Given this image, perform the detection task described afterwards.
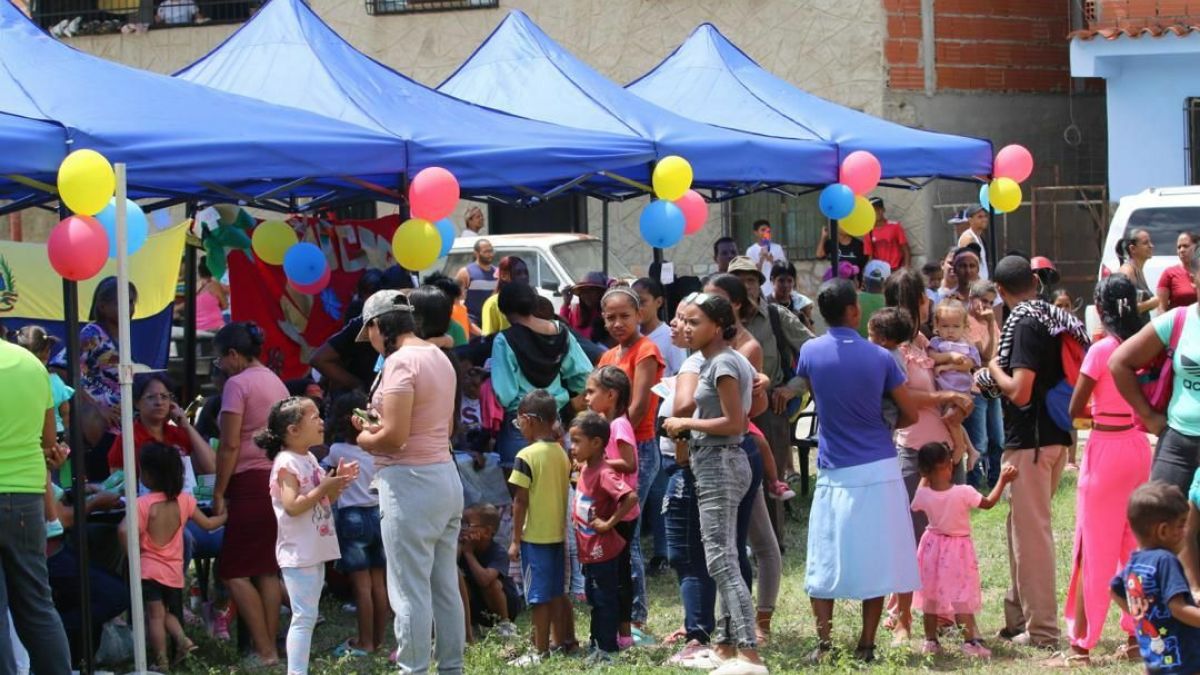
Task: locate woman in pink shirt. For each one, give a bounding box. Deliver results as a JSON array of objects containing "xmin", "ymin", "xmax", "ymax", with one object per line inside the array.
[
  {"xmin": 211, "ymin": 321, "xmax": 290, "ymax": 667},
  {"xmin": 355, "ymin": 289, "xmax": 465, "ymax": 674},
  {"xmin": 1061, "ymin": 274, "xmax": 1151, "ymax": 665}
]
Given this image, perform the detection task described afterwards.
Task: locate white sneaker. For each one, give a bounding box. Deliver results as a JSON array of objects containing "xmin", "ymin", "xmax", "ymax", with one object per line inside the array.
[
  {"xmin": 710, "ymin": 657, "xmax": 769, "ymax": 675},
  {"xmin": 495, "ymin": 620, "xmax": 519, "ymax": 640},
  {"xmin": 508, "ymin": 652, "xmax": 543, "ymax": 667}
]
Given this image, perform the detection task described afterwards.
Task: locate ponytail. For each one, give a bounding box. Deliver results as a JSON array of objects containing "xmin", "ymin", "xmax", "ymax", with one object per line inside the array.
[{"xmin": 254, "ymin": 396, "xmax": 309, "ymax": 460}]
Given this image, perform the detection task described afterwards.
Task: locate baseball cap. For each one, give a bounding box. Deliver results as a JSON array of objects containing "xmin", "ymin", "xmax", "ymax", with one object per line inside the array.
[
  {"xmin": 570, "ymin": 270, "xmax": 609, "ymax": 291},
  {"xmin": 863, "ymin": 260, "xmax": 892, "ymax": 283},
  {"xmin": 355, "ymin": 290, "xmax": 413, "ymax": 342},
  {"xmin": 727, "ymin": 256, "xmax": 766, "ymax": 285}
]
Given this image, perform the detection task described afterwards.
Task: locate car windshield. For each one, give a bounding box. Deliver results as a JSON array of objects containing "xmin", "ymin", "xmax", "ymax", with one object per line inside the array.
[
  {"xmin": 552, "ymin": 240, "xmax": 632, "ymax": 282},
  {"xmin": 1125, "ymin": 207, "xmax": 1200, "ymax": 251}
]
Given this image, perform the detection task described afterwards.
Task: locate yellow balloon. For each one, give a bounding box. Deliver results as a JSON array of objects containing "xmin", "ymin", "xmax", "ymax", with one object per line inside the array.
[
  {"xmin": 57, "ymin": 149, "xmax": 115, "ymax": 216},
  {"xmin": 839, "ymin": 196, "xmax": 875, "ymax": 237},
  {"xmin": 653, "ymin": 155, "xmax": 693, "ymax": 201},
  {"xmin": 989, "ymin": 177, "xmax": 1022, "ymax": 213},
  {"xmin": 392, "ymin": 218, "xmax": 441, "ymax": 271},
  {"xmin": 251, "ymin": 220, "xmax": 298, "ymax": 266}
]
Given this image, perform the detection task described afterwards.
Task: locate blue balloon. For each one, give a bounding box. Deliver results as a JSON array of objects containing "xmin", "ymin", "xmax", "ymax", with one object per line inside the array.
[
  {"xmin": 435, "ymin": 218, "xmax": 456, "ymax": 258},
  {"xmin": 818, "ymin": 183, "xmax": 855, "ymax": 220},
  {"xmin": 979, "ymin": 183, "xmax": 991, "ymax": 211},
  {"xmin": 282, "ymin": 242, "xmax": 327, "ymax": 286},
  {"xmin": 95, "ymin": 197, "xmax": 149, "ymax": 259},
  {"xmin": 639, "ymin": 200, "xmax": 686, "ymax": 249}
]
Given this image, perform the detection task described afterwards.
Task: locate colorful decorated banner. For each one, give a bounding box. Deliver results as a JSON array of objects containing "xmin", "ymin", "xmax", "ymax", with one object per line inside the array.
[
  {"xmin": 0, "ymin": 221, "xmax": 188, "ymax": 367},
  {"xmin": 229, "ymin": 214, "xmax": 403, "ymax": 380}
]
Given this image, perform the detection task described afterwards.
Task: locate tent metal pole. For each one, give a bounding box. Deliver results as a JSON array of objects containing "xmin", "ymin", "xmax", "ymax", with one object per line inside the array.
[
  {"xmin": 60, "ymin": 203, "xmax": 94, "ymax": 675},
  {"xmin": 115, "ymin": 164, "xmax": 149, "ymax": 674},
  {"xmin": 183, "ymin": 202, "xmax": 198, "ymax": 404},
  {"xmin": 602, "ymin": 200, "xmax": 609, "ymax": 275},
  {"xmin": 988, "ymin": 204, "xmax": 997, "ymax": 271}
]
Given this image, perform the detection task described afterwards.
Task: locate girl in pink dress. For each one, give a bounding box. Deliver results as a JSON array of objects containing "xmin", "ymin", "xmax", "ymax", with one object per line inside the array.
[
  {"xmin": 1061, "ymin": 273, "xmax": 1153, "ymax": 665},
  {"xmin": 911, "ymin": 441, "xmax": 1017, "ymax": 658}
]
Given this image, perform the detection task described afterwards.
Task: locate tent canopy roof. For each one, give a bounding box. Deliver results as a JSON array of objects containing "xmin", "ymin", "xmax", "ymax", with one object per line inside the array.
[
  {"xmin": 174, "ymin": 0, "xmax": 656, "ymax": 196},
  {"xmin": 438, "ymin": 10, "xmax": 840, "ymax": 191},
  {"xmin": 627, "ymin": 23, "xmax": 993, "ymax": 181}
]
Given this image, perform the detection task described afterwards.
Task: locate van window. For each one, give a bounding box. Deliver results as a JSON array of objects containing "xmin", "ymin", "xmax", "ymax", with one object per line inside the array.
[
  {"xmin": 442, "ymin": 252, "xmax": 474, "ymax": 277},
  {"xmin": 552, "ymin": 240, "xmax": 633, "ymax": 282},
  {"xmin": 1125, "ymin": 207, "xmax": 1200, "ymax": 251}
]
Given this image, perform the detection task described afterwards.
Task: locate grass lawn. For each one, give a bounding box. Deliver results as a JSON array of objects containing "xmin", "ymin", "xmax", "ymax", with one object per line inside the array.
[{"xmin": 168, "ymin": 465, "xmax": 1143, "ymax": 673}]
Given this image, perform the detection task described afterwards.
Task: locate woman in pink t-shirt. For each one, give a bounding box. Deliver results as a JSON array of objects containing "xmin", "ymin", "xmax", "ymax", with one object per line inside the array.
[
  {"xmin": 1061, "ymin": 274, "xmax": 1151, "ymax": 665},
  {"xmin": 211, "ymin": 321, "xmax": 290, "ymax": 667},
  {"xmin": 354, "ymin": 289, "xmax": 465, "ymax": 674}
]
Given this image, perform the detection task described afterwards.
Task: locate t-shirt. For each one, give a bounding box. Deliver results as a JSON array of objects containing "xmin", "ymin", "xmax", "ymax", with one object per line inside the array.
[
  {"xmin": 451, "ymin": 303, "xmax": 472, "ymax": 343},
  {"xmin": 1080, "ymin": 335, "xmax": 1137, "ymax": 423},
  {"xmin": 856, "ymin": 291, "xmax": 886, "ymax": 338},
  {"xmin": 910, "ymin": 485, "xmax": 981, "ymax": 537},
  {"xmin": 325, "ymin": 442, "xmax": 377, "ymax": 508},
  {"xmin": 867, "ymin": 220, "xmax": 908, "ymax": 270},
  {"xmin": 459, "ymin": 541, "xmax": 512, "ymax": 586},
  {"xmin": 1003, "ymin": 314, "xmax": 1073, "ymax": 450},
  {"xmin": 49, "ymin": 373, "xmax": 73, "ymax": 434},
  {"xmin": 78, "ymin": 323, "xmax": 121, "ymax": 431},
  {"xmin": 646, "ymin": 322, "xmax": 686, "ymax": 377},
  {"xmin": 269, "ymin": 451, "xmax": 340, "ymax": 568},
  {"xmin": 1154, "ymin": 307, "xmax": 1200, "ymax": 437},
  {"xmin": 371, "ymin": 344, "xmax": 455, "ymax": 467},
  {"xmin": 823, "ymin": 236, "xmax": 870, "ymax": 280},
  {"xmin": 894, "ymin": 337, "xmax": 952, "ymax": 450},
  {"xmin": 138, "ymin": 491, "xmax": 196, "ymax": 589},
  {"xmin": 460, "ymin": 396, "xmax": 483, "ymax": 433},
  {"xmin": 325, "ymin": 318, "xmax": 382, "ymax": 392},
  {"xmin": 1159, "ymin": 266, "xmax": 1198, "ymax": 311},
  {"xmin": 509, "ymin": 441, "xmax": 570, "ymax": 544},
  {"xmin": 746, "ymin": 242, "xmax": 787, "ymax": 281},
  {"xmin": 107, "ymin": 419, "xmax": 194, "ymax": 476},
  {"xmin": 929, "ymin": 337, "xmax": 981, "ymax": 394},
  {"xmin": 447, "ymin": 320, "xmax": 468, "ymax": 348},
  {"xmin": 0, "ymin": 341, "xmax": 53, "ymax": 494},
  {"xmin": 691, "ymin": 348, "xmax": 754, "ymax": 447},
  {"xmin": 604, "ymin": 416, "xmax": 640, "ymax": 521},
  {"xmin": 1188, "ymin": 468, "xmax": 1200, "ymax": 507},
  {"xmin": 573, "ymin": 461, "xmax": 635, "ymax": 564},
  {"xmin": 222, "ymin": 365, "xmax": 289, "ymax": 474},
  {"xmin": 481, "ymin": 294, "xmax": 509, "ymax": 336},
  {"xmin": 1111, "ymin": 548, "xmax": 1200, "ymax": 673},
  {"xmin": 796, "ymin": 327, "xmax": 906, "ymax": 469},
  {"xmin": 599, "ymin": 337, "xmax": 665, "ymax": 442}
]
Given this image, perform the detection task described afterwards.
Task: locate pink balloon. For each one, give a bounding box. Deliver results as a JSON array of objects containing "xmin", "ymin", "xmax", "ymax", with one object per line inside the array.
[
  {"xmin": 289, "ymin": 265, "xmax": 331, "ymax": 295},
  {"xmin": 994, "ymin": 144, "xmax": 1034, "ymax": 183},
  {"xmin": 674, "ymin": 189, "xmax": 708, "ymax": 235},
  {"xmin": 408, "ymin": 167, "xmax": 460, "ymax": 222},
  {"xmin": 48, "ymin": 215, "xmax": 108, "ymax": 281},
  {"xmin": 839, "ymin": 151, "xmax": 882, "ymax": 196}
]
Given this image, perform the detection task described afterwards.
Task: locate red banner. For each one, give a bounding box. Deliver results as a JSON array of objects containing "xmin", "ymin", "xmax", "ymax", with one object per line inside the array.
[{"xmin": 229, "ymin": 215, "xmax": 401, "ymax": 380}]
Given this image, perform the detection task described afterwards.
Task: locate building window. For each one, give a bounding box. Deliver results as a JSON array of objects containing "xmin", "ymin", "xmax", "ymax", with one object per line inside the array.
[
  {"xmin": 729, "ymin": 188, "xmax": 825, "ymax": 262},
  {"xmin": 1187, "ymin": 98, "xmax": 1200, "ymax": 186},
  {"xmin": 36, "ymin": 0, "xmax": 256, "ymax": 34},
  {"xmin": 365, "ymin": 0, "xmax": 497, "ymax": 17}
]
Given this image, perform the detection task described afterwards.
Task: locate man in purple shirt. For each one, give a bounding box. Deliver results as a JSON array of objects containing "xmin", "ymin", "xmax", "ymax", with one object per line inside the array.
[{"xmin": 795, "ymin": 278, "xmax": 920, "ymax": 664}]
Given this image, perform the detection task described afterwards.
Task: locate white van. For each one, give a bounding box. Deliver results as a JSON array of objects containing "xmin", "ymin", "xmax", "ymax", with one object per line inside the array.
[
  {"xmin": 440, "ymin": 233, "xmax": 633, "ymax": 311},
  {"xmin": 1086, "ymin": 186, "xmax": 1200, "ymax": 334}
]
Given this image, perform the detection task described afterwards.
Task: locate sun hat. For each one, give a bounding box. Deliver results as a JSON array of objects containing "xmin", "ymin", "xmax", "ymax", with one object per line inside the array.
[
  {"xmin": 355, "ymin": 290, "xmax": 413, "ymax": 342},
  {"xmin": 726, "ymin": 256, "xmax": 766, "ymax": 285},
  {"xmin": 570, "ymin": 271, "xmax": 610, "ymax": 291}
]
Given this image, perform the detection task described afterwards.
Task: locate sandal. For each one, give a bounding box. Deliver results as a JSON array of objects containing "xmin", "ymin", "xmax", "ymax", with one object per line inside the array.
[
  {"xmin": 805, "ymin": 641, "xmax": 834, "ymax": 664},
  {"xmin": 1114, "ymin": 642, "xmax": 1141, "ymax": 661},
  {"xmin": 1040, "ymin": 651, "xmax": 1091, "ymax": 668},
  {"xmin": 172, "ymin": 640, "xmax": 198, "ymax": 667},
  {"xmin": 332, "ymin": 638, "xmax": 370, "ymax": 658},
  {"xmin": 664, "ymin": 626, "xmax": 689, "ymax": 644}
]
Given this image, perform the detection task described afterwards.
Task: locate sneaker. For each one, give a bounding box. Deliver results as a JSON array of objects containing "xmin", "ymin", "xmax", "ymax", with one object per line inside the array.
[
  {"xmin": 667, "ymin": 640, "xmax": 710, "ymax": 665},
  {"xmin": 495, "ymin": 621, "xmax": 519, "ymax": 640},
  {"xmin": 921, "ymin": 640, "xmax": 942, "ymax": 655},
  {"xmin": 211, "ymin": 604, "xmax": 233, "ymax": 640},
  {"xmin": 332, "ymin": 639, "xmax": 369, "ymax": 658},
  {"xmin": 766, "ymin": 481, "xmax": 796, "ymax": 501},
  {"xmin": 710, "ymin": 657, "xmax": 769, "ymax": 675},
  {"xmin": 674, "ymin": 643, "xmax": 723, "ymax": 670},
  {"xmin": 508, "ymin": 652, "xmax": 543, "ymax": 667},
  {"xmin": 240, "ymin": 653, "xmax": 279, "ymax": 669},
  {"xmin": 617, "ymin": 635, "xmax": 635, "ymax": 651},
  {"xmin": 961, "ymin": 639, "xmax": 992, "ymax": 658},
  {"xmin": 631, "ymin": 625, "xmax": 655, "ymax": 647},
  {"xmin": 583, "ymin": 648, "xmax": 614, "ymax": 665}
]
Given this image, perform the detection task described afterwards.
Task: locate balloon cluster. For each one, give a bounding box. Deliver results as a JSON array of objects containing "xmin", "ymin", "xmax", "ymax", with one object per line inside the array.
[
  {"xmin": 818, "ymin": 151, "xmax": 882, "ymax": 237},
  {"xmin": 249, "ymin": 167, "xmax": 463, "ymax": 294},
  {"xmin": 640, "ymin": 156, "xmax": 707, "ymax": 249},
  {"xmin": 980, "ymin": 144, "xmax": 1033, "ymax": 214},
  {"xmin": 48, "ymin": 150, "xmax": 149, "ymax": 281}
]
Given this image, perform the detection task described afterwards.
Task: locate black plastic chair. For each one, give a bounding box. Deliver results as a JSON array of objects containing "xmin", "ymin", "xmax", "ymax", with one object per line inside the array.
[{"xmin": 791, "ymin": 400, "xmax": 818, "ymax": 497}]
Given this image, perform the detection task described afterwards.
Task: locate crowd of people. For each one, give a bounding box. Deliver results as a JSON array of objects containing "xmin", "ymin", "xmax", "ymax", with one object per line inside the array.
[{"xmin": 3, "ymin": 204, "xmax": 1200, "ymax": 675}]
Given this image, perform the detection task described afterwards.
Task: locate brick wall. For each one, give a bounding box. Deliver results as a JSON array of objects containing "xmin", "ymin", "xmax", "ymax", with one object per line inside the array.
[
  {"xmin": 1090, "ymin": 0, "xmax": 1200, "ymax": 27},
  {"xmin": 885, "ymin": 0, "xmax": 1070, "ymax": 92}
]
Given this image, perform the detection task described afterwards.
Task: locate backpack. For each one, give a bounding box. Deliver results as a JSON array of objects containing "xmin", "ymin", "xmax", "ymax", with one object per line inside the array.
[
  {"xmin": 767, "ymin": 304, "xmax": 804, "ymax": 419},
  {"xmin": 1043, "ymin": 334, "xmax": 1087, "ymax": 434}
]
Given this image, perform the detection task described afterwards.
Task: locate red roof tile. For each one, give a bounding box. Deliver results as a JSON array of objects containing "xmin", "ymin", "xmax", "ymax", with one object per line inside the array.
[{"xmin": 1070, "ymin": 22, "xmax": 1200, "ymax": 39}]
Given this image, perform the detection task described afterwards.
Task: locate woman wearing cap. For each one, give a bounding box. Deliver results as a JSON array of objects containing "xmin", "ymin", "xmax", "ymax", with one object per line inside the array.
[
  {"xmin": 355, "ymin": 290, "xmax": 466, "ymax": 673},
  {"xmin": 481, "ymin": 256, "xmax": 530, "ymax": 336},
  {"xmin": 560, "ymin": 271, "xmax": 610, "ymax": 345},
  {"xmin": 1157, "ymin": 232, "xmax": 1199, "ymax": 311},
  {"xmin": 955, "ymin": 207, "xmax": 991, "ymax": 280},
  {"xmin": 211, "ymin": 321, "xmax": 290, "ymax": 667}
]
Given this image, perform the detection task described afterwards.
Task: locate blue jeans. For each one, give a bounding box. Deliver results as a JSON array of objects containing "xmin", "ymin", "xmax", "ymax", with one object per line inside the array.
[
  {"xmin": 495, "ymin": 411, "xmax": 524, "ymax": 469},
  {"xmin": 46, "ymin": 541, "xmax": 129, "ymax": 666},
  {"xmin": 964, "ymin": 394, "xmax": 1005, "ymax": 488},
  {"xmin": 646, "ymin": 459, "xmax": 669, "ymax": 559},
  {"xmin": 629, "ymin": 439, "xmax": 660, "ymax": 624},
  {"xmin": 664, "ymin": 466, "xmax": 716, "ymax": 644},
  {"xmin": 737, "ymin": 437, "xmax": 764, "ymax": 591},
  {"xmin": 0, "ymin": 494, "xmax": 70, "ymax": 675},
  {"xmin": 584, "ymin": 557, "xmax": 623, "ymax": 654}
]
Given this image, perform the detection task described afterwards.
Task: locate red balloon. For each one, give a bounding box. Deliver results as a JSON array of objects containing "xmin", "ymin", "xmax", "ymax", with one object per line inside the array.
[
  {"xmin": 408, "ymin": 167, "xmax": 460, "ymax": 222},
  {"xmin": 839, "ymin": 151, "xmax": 882, "ymax": 196},
  {"xmin": 674, "ymin": 189, "xmax": 708, "ymax": 235},
  {"xmin": 289, "ymin": 265, "xmax": 331, "ymax": 295},
  {"xmin": 48, "ymin": 215, "xmax": 109, "ymax": 281},
  {"xmin": 994, "ymin": 144, "xmax": 1034, "ymax": 183}
]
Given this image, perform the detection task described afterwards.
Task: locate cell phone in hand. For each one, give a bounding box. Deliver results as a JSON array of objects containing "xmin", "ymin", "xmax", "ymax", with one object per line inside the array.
[{"xmin": 353, "ymin": 408, "xmax": 379, "ymax": 424}]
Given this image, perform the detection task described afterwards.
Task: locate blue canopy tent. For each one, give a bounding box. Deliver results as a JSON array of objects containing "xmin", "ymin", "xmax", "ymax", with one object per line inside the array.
[
  {"xmin": 173, "ymin": 0, "xmax": 656, "ymax": 207},
  {"xmin": 627, "ymin": 23, "xmax": 993, "ymax": 183},
  {"xmin": 0, "ymin": 113, "xmax": 67, "ymax": 207},
  {"xmin": 438, "ymin": 10, "xmax": 840, "ymax": 200}
]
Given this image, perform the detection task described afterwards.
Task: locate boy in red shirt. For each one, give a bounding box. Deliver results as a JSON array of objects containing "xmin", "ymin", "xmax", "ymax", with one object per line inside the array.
[
  {"xmin": 868, "ymin": 197, "xmax": 910, "ymax": 270},
  {"xmin": 568, "ymin": 412, "xmax": 639, "ymax": 661}
]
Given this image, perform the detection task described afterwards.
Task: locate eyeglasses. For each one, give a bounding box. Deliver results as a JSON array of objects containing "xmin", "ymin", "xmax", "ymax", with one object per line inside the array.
[{"xmin": 142, "ymin": 393, "xmax": 172, "ymax": 403}]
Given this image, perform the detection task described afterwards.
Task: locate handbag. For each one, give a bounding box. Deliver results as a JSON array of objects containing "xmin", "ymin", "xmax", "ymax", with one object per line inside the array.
[{"xmin": 1141, "ymin": 307, "xmax": 1188, "ymax": 415}]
